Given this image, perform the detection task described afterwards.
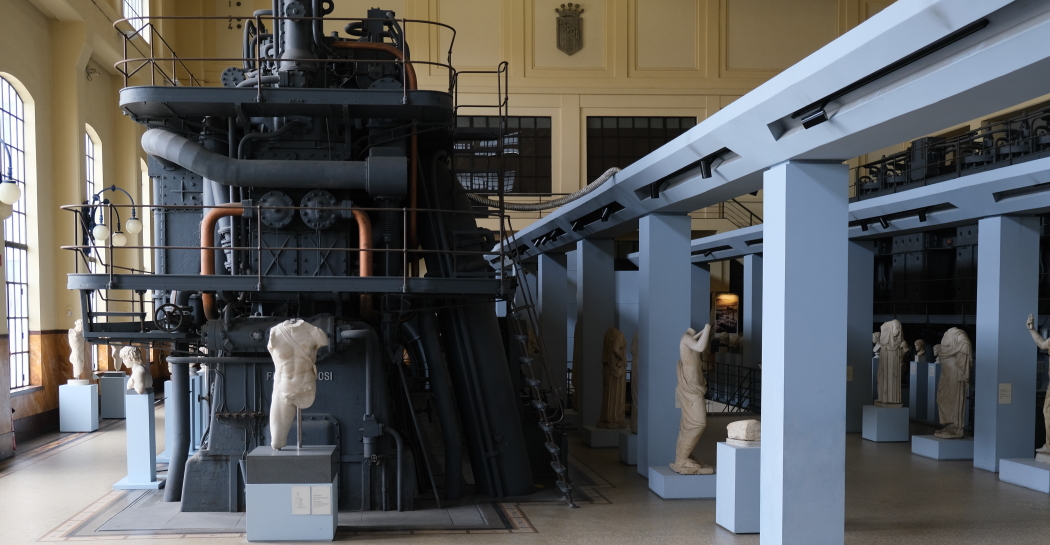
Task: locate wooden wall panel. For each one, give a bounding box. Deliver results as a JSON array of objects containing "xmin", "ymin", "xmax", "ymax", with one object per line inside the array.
[
  {"xmin": 722, "ymin": 0, "xmax": 838, "ymax": 74},
  {"xmin": 633, "ymin": 0, "xmax": 699, "ymax": 71}
]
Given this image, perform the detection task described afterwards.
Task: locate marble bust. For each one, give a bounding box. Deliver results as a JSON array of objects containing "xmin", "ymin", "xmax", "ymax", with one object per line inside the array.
[
  {"xmin": 1025, "ymin": 314, "xmax": 1050, "ymax": 457},
  {"xmin": 934, "ymin": 328, "xmax": 972, "ymax": 439},
  {"xmin": 671, "ymin": 324, "xmax": 714, "ymax": 475},
  {"xmin": 597, "ymin": 327, "xmax": 627, "ymax": 429},
  {"xmin": 268, "ymin": 319, "xmax": 329, "ymax": 450},
  {"xmin": 914, "ymin": 339, "xmax": 926, "ymax": 362},
  {"xmin": 68, "ymin": 319, "xmax": 86, "ymax": 382},
  {"xmin": 111, "ymin": 344, "xmax": 124, "ymax": 371},
  {"xmin": 875, "ymin": 320, "xmax": 909, "ymax": 407},
  {"xmin": 123, "ymin": 346, "xmax": 152, "ymax": 394}
]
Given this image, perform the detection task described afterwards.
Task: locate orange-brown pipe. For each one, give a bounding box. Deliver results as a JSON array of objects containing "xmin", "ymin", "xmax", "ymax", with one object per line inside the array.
[
  {"xmin": 331, "ymin": 41, "xmax": 419, "ymax": 273},
  {"xmin": 200, "ymin": 204, "xmax": 244, "ymax": 320},
  {"xmin": 351, "ymin": 208, "xmax": 375, "ymax": 317}
]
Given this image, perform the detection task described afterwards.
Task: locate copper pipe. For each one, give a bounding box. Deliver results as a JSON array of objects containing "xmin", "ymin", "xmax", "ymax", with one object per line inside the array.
[
  {"xmin": 351, "ymin": 208, "xmax": 375, "ymax": 317},
  {"xmin": 331, "ymin": 41, "xmax": 419, "ymax": 273},
  {"xmin": 200, "ymin": 204, "xmax": 244, "ymax": 320}
]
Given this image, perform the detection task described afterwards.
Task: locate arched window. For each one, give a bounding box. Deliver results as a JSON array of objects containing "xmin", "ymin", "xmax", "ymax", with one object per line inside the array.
[{"xmin": 1, "ymin": 76, "xmax": 29, "ymax": 388}]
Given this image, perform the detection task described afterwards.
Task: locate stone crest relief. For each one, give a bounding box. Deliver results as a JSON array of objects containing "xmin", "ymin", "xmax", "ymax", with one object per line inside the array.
[{"xmin": 555, "ymin": 3, "xmax": 584, "ymax": 56}]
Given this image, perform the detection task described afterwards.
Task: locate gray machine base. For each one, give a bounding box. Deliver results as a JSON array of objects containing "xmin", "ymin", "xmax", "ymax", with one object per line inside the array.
[
  {"xmin": 911, "ymin": 435, "xmax": 974, "ymax": 460},
  {"xmin": 648, "ymin": 465, "xmax": 716, "ymax": 499}
]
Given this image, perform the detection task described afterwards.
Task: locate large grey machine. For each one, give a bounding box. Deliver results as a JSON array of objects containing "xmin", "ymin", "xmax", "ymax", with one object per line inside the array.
[{"xmin": 68, "ymin": 4, "xmax": 572, "ymax": 513}]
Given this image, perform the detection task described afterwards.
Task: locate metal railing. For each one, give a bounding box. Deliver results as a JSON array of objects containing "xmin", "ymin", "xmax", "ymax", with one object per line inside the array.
[
  {"xmin": 691, "ymin": 199, "xmax": 763, "ymax": 228},
  {"xmin": 850, "ymin": 103, "xmax": 1050, "ymax": 201},
  {"xmin": 705, "ymin": 360, "xmax": 761, "ymax": 414}
]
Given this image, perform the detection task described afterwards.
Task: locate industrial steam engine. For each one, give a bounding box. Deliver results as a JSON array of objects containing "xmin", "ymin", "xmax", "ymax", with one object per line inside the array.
[{"xmin": 68, "ymin": 3, "xmax": 570, "ymax": 513}]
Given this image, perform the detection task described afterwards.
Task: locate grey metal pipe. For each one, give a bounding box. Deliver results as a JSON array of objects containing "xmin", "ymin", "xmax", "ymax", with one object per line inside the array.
[
  {"xmin": 163, "ymin": 358, "xmax": 191, "ymax": 502},
  {"xmin": 141, "ymin": 130, "xmax": 406, "ymax": 196},
  {"xmin": 236, "ymin": 76, "xmax": 280, "ymax": 88},
  {"xmin": 339, "ymin": 325, "xmax": 378, "ymax": 416},
  {"xmin": 383, "ymin": 426, "xmax": 404, "ymax": 512},
  {"xmin": 166, "ymin": 356, "xmax": 272, "ymax": 365}
]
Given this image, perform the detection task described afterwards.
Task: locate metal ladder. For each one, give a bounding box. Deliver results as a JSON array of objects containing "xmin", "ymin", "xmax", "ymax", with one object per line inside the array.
[{"xmin": 502, "ymin": 254, "xmax": 577, "ymax": 508}]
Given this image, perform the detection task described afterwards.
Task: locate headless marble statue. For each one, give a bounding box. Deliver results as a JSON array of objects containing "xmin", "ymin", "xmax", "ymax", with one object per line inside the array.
[
  {"xmin": 914, "ymin": 339, "xmax": 926, "ymax": 363},
  {"xmin": 875, "ymin": 320, "xmax": 909, "ymax": 407},
  {"xmin": 597, "ymin": 327, "xmax": 627, "ymax": 429},
  {"xmin": 110, "ymin": 345, "xmax": 124, "ymax": 371},
  {"xmin": 68, "ymin": 319, "xmax": 86, "ymax": 383},
  {"xmin": 671, "ymin": 324, "xmax": 713, "ymax": 475},
  {"xmin": 935, "ymin": 328, "xmax": 972, "ymax": 439},
  {"xmin": 268, "ymin": 319, "xmax": 329, "ymax": 450},
  {"xmin": 630, "ymin": 330, "xmax": 640, "ymax": 434},
  {"xmin": 123, "ymin": 346, "xmax": 152, "ymax": 394},
  {"xmin": 1025, "ymin": 314, "xmax": 1050, "ymax": 456}
]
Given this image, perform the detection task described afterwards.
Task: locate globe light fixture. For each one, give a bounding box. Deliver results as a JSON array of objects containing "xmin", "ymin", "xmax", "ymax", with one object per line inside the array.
[
  {"xmin": 125, "ymin": 217, "xmax": 142, "ymax": 235},
  {"xmin": 92, "ymin": 222, "xmax": 110, "ymax": 242},
  {"xmin": 111, "ymin": 231, "xmax": 127, "ymax": 247},
  {"xmin": 0, "ymin": 181, "xmax": 21, "ymax": 205},
  {"xmin": 0, "ymin": 203, "xmax": 12, "ymax": 220}
]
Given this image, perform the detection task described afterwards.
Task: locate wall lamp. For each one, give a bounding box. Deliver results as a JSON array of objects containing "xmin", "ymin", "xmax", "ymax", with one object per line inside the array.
[{"xmin": 90, "ymin": 185, "xmax": 142, "ymax": 247}]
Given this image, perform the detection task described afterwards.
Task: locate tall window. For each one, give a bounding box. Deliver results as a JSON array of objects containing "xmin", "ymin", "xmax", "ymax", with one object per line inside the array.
[
  {"xmin": 1, "ymin": 77, "xmax": 29, "ymax": 389},
  {"xmin": 586, "ymin": 117, "xmax": 697, "ymax": 181},
  {"xmin": 85, "ymin": 131, "xmax": 100, "ymax": 371},
  {"xmin": 454, "ymin": 116, "xmax": 552, "ymax": 194},
  {"xmin": 122, "ymin": 0, "xmax": 150, "ymax": 43}
]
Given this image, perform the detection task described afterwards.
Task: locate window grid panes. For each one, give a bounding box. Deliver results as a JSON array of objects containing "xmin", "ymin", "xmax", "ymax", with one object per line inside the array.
[
  {"xmin": 85, "ymin": 133, "xmax": 99, "ymax": 371},
  {"xmin": 122, "ymin": 0, "xmax": 150, "ymax": 43},
  {"xmin": 1, "ymin": 77, "xmax": 29, "ymax": 389},
  {"xmin": 454, "ymin": 116, "xmax": 552, "ymax": 194},
  {"xmin": 586, "ymin": 117, "xmax": 697, "ymax": 181}
]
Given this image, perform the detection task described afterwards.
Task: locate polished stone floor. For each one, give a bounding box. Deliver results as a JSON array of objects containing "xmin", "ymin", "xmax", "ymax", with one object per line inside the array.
[{"xmin": 1, "ymin": 410, "xmax": 1048, "ymax": 544}]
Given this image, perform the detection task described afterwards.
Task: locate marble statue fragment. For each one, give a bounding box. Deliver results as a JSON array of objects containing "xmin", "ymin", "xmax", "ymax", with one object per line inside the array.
[
  {"xmin": 933, "ymin": 344, "xmax": 941, "ymax": 363},
  {"xmin": 597, "ymin": 327, "xmax": 627, "ymax": 429},
  {"xmin": 872, "ymin": 332, "xmax": 881, "ymax": 355},
  {"xmin": 268, "ymin": 319, "xmax": 329, "ymax": 450},
  {"xmin": 1025, "ymin": 314, "xmax": 1050, "ymax": 457},
  {"xmin": 68, "ymin": 319, "xmax": 86, "ymax": 383},
  {"xmin": 123, "ymin": 346, "xmax": 152, "ymax": 394},
  {"xmin": 875, "ymin": 320, "xmax": 909, "ymax": 407},
  {"xmin": 630, "ymin": 330, "xmax": 640, "ymax": 434},
  {"xmin": 726, "ymin": 419, "xmax": 761, "ymax": 447},
  {"xmin": 671, "ymin": 324, "xmax": 714, "ymax": 475},
  {"xmin": 914, "ymin": 339, "xmax": 926, "ymax": 362},
  {"xmin": 935, "ymin": 328, "xmax": 972, "ymax": 439}
]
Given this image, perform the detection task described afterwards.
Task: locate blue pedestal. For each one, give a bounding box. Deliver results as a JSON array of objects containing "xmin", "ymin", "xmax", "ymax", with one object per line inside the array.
[
  {"xmin": 862, "ymin": 405, "xmax": 909, "ymax": 442},
  {"xmin": 911, "ymin": 435, "xmax": 974, "ymax": 460},
  {"xmin": 871, "ymin": 357, "xmax": 879, "ymax": 403},
  {"xmin": 999, "ymin": 459, "xmax": 1050, "ymax": 494},
  {"xmin": 648, "ymin": 465, "xmax": 716, "ymax": 499},
  {"xmin": 909, "ymin": 361, "xmax": 928, "ymax": 420},
  {"xmin": 716, "ymin": 442, "xmax": 760, "ymax": 534},
  {"xmin": 100, "ymin": 372, "xmax": 129, "ymax": 419},
  {"xmin": 245, "ymin": 446, "xmax": 339, "ymax": 542},
  {"xmin": 582, "ymin": 425, "xmax": 620, "ymax": 448},
  {"xmin": 619, "ymin": 431, "xmax": 637, "ymax": 465},
  {"xmin": 927, "ymin": 363, "xmax": 940, "ymax": 423},
  {"xmin": 157, "ymin": 380, "xmax": 172, "ymax": 464},
  {"xmin": 114, "ymin": 389, "xmax": 164, "ymax": 489},
  {"xmin": 59, "ymin": 383, "xmax": 99, "ymax": 432}
]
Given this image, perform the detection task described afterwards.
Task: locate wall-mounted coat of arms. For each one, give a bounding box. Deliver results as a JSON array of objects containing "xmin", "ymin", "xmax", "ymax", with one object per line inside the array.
[{"xmin": 555, "ymin": 3, "xmax": 584, "ymax": 56}]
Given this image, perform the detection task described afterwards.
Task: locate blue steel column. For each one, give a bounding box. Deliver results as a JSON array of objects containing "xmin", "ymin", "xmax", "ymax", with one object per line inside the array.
[
  {"xmin": 538, "ymin": 253, "xmax": 569, "ymax": 405},
  {"xmin": 743, "ymin": 254, "xmax": 763, "ymax": 369},
  {"xmin": 637, "ymin": 214, "xmax": 692, "ymax": 476},
  {"xmin": 692, "ymin": 263, "xmax": 711, "ymax": 330},
  {"xmin": 846, "ymin": 240, "xmax": 875, "ymax": 433},
  {"xmin": 576, "ymin": 239, "xmax": 615, "ymax": 429},
  {"xmin": 761, "ymin": 161, "xmax": 847, "ymax": 544},
  {"xmin": 974, "ymin": 216, "xmax": 1039, "ymax": 472}
]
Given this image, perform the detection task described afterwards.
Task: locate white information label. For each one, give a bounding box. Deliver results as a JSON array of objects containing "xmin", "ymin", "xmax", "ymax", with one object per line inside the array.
[
  {"xmin": 910, "ymin": 362, "xmax": 917, "ymax": 375},
  {"xmin": 311, "ymin": 486, "xmax": 331, "ymax": 515},
  {"xmin": 291, "ymin": 486, "xmax": 311, "ymax": 515},
  {"xmin": 999, "ymin": 383, "xmax": 1013, "ymax": 405},
  {"xmin": 928, "ymin": 365, "xmax": 936, "ymax": 377},
  {"xmin": 846, "ymin": 366, "xmax": 854, "ymax": 382}
]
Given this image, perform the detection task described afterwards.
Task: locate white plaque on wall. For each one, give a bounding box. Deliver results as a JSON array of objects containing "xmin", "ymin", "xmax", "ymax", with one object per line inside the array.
[
  {"xmin": 291, "ymin": 486, "xmax": 311, "ymax": 515},
  {"xmin": 311, "ymin": 486, "xmax": 331, "ymax": 515},
  {"xmin": 999, "ymin": 383, "xmax": 1013, "ymax": 404}
]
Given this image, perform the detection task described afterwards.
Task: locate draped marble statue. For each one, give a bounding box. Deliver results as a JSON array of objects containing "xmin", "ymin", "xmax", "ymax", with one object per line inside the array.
[
  {"xmin": 68, "ymin": 319, "xmax": 86, "ymax": 382},
  {"xmin": 123, "ymin": 346, "xmax": 152, "ymax": 394},
  {"xmin": 268, "ymin": 319, "xmax": 329, "ymax": 450},
  {"xmin": 630, "ymin": 330, "xmax": 640, "ymax": 434},
  {"xmin": 597, "ymin": 327, "xmax": 627, "ymax": 429},
  {"xmin": 935, "ymin": 327, "xmax": 972, "ymax": 439},
  {"xmin": 671, "ymin": 324, "xmax": 714, "ymax": 475},
  {"xmin": 875, "ymin": 320, "xmax": 909, "ymax": 407},
  {"xmin": 1025, "ymin": 314, "xmax": 1050, "ymax": 456}
]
